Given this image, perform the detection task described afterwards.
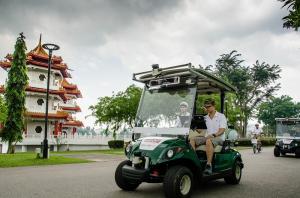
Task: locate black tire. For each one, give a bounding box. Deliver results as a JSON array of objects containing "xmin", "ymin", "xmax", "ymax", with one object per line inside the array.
[
  {"xmin": 115, "ymin": 160, "xmax": 140, "ymax": 191},
  {"xmin": 295, "ymin": 148, "xmax": 300, "ymax": 158},
  {"xmin": 274, "ymin": 147, "xmax": 280, "ymax": 157},
  {"xmin": 224, "ymin": 160, "xmax": 242, "ymax": 185},
  {"xmin": 163, "ymin": 166, "xmax": 193, "ymax": 198}
]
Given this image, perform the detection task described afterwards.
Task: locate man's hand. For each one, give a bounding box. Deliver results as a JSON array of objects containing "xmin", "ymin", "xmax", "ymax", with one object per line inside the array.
[{"xmin": 206, "ymin": 134, "xmax": 214, "ymax": 139}]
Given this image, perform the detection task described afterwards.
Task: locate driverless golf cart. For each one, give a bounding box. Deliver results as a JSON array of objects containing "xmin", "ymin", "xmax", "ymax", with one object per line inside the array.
[
  {"xmin": 115, "ymin": 63, "xmax": 244, "ymax": 198},
  {"xmin": 274, "ymin": 118, "xmax": 300, "ymax": 157}
]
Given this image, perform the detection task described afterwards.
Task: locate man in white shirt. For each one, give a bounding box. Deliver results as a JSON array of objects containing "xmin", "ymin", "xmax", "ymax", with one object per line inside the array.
[
  {"xmin": 251, "ymin": 123, "xmax": 262, "ymax": 150},
  {"xmin": 190, "ymin": 98, "xmax": 227, "ymax": 175},
  {"xmin": 252, "ymin": 123, "xmax": 262, "ymax": 136}
]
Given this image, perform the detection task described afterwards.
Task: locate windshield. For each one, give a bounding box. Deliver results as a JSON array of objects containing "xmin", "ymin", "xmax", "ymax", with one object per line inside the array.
[
  {"xmin": 134, "ymin": 86, "xmax": 196, "ymax": 138},
  {"xmin": 276, "ymin": 120, "xmax": 300, "ymax": 138}
]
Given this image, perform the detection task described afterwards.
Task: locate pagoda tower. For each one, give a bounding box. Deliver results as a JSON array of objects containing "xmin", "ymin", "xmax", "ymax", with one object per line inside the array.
[{"xmin": 0, "ymin": 35, "xmax": 83, "ymax": 147}]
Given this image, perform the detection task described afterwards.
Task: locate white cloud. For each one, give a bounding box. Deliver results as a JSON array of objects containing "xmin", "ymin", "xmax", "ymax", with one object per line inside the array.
[{"xmin": 0, "ymin": 0, "xmax": 299, "ymax": 127}]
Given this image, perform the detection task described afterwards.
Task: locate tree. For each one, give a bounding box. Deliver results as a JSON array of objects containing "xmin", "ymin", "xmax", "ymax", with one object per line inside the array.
[
  {"xmin": 211, "ymin": 50, "xmax": 281, "ymax": 137},
  {"xmin": 77, "ymin": 126, "xmax": 97, "ymax": 136},
  {"xmin": 279, "ymin": 0, "xmax": 300, "ymax": 31},
  {"xmin": 89, "ymin": 85, "xmax": 142, "ymax": 139},
  {"xmin": 0, "ymin": 95, "xmax": 7, "ymax": 124},
  {"xmin": 257, "ymin": 95, "xmax": 300, "ymax": 134},
  {"xmin": 1, "ymin": 33, "xmax": 28, "ymax": 154}
]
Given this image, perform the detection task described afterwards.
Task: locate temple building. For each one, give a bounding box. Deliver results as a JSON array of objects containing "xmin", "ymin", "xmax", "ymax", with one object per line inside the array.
[{"xmin": 0, "ymin": 36, "xmax": 83, "ymax": 151}]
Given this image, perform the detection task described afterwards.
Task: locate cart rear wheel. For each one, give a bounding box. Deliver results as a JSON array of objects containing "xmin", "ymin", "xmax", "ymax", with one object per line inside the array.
[{"xmin": 224, "ymin": 160, "xmax": 242, "ymax": 185}]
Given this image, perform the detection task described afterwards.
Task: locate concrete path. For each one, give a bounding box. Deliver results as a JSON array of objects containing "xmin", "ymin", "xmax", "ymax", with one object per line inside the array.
[{"xmin": 0, "ymin": 147, "xmax": 299, "ymax": 198}]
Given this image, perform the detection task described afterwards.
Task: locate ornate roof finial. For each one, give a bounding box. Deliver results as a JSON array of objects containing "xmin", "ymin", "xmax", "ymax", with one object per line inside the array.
[
  {"xmin": 38, "ymin": 33, "xmax": 42, "ymax": 46},
  {"xmin": 29, "ymin": 33, "xmax": 48, "ymax": 57}
]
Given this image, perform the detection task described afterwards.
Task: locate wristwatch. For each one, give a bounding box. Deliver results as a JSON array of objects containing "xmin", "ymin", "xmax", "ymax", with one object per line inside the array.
[{"xmin": 212, "ymin": 134, "xmax": 217, "ymax": 137}]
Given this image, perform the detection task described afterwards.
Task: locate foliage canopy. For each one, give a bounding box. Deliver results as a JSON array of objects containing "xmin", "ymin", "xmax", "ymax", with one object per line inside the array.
[
  {"xmin": 257, "ymin": 95, "xmax": 300, "ymax": 132},
  {"xmin": 208, "ymin": 50, "xmax": 281, "ymax": 136},
  {"xmin": 90, "ymin": 85, "xmax": 142, "ymax": 139},
  {"xmin": 279, "ymin": 0, "xmax": 300, "ymax": 31}
]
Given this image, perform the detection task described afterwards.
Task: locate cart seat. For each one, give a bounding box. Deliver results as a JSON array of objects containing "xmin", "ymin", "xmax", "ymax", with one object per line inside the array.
[{"xmin": 195, "ymin": 145, "xmax": 223, "ymax": 152}]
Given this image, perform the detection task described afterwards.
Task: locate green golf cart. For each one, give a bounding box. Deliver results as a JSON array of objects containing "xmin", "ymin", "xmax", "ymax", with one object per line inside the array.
[
  {"xmin": 274, "ymin": 118, "xmax": 300, "ymax": 157},
  {"xmin": 115, "ymin": 63, "xmax": 244, "ymax": 198}
]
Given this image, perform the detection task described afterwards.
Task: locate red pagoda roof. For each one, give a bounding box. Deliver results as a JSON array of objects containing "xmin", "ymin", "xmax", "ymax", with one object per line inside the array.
[
  {"xmin": 25, "ymin": 111, "xmax": 69, "ymax": 119},
  {"xmin": 61, "ymin": 105, "xmax": 82, "ymax": 112},
  {"xmin": 63, "ymin": 120, "xmax": 84, "ymax": 127},
  {"xmin": 26, "ymin": 86, "xmax": 68, "ymax": 102},
  {"xmin": 61, "ymin": 79, "xmax": 82, "ymax": 98},
  {"xmin": 61, "ymin": 79, "xmax": 77, "ymax": 89},
  {"xmin": 1, "ymin": 85, "xmax": 81, "ymax": 100}
]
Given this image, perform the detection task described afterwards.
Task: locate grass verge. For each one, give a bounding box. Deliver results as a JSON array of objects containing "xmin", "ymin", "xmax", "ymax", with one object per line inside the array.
[
  {"xmin": 54, "ymin": 148, "xmax": 124, "ymax": 155},
  {"xmin": 0, "ymin": 153, "xmax": 92, "ymax": 168}
]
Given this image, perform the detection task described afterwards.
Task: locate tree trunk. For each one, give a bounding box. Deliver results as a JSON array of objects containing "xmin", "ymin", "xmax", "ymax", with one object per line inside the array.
[
  {"xmin": 241, "ymin": 116, "xmax": 248, "ymax": 138},
  {"xmin": 113, "ymin": 131, "xmax": 116, "ymax": 140},
  {"xmin": 7, "ymin": 141, "xmax": 14, "ymax": 154}
]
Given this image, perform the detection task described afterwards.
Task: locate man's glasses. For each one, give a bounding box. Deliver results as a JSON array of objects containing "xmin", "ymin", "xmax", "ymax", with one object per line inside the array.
[{"xmin": 203, "ymin": 105, "xmax": 212, "ymax": 109}]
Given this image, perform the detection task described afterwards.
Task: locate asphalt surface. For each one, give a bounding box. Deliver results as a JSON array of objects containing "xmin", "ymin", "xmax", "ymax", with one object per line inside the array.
[{"xmin": 0, "ymin": 147, "xmax": 299, "ymax": 198}]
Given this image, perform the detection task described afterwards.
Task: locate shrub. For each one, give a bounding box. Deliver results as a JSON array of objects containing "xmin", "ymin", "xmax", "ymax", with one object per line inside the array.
[
  {"xmin": 108, "ymin": 140, "xmax": 124, "ymax": 149},
  {"xmin": 236, "ymin": 138, "xmax": 252, "ymax": 146},
  {"xmin": 236, "ymin": 137, "xmax": 276, "ymax": 146}
]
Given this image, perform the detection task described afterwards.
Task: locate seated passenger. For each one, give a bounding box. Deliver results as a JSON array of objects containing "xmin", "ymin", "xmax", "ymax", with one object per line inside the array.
[
  {"xmin": 189, "ymin": 98, "xmax": 227, "ymax": 175},
  {"xmin": 175, "ymin": 101, "xmax": 191, "ymax": 127}
]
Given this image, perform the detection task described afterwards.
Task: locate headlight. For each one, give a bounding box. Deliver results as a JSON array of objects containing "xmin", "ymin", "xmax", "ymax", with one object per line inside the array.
[
  {"xmin": 125, "ymin": 144, "xmax": 132, "ymax": 155},
  {"xmin": 295, "ymin": 143, "xmax": 298, "ymax": 147},
  {"xmin": 167, "ymin": 149, "xmax": 174, "ymax": 158}
]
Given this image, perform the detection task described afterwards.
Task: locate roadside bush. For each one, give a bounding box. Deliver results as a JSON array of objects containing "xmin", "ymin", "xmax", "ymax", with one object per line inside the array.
[
  {"xmin": 108, "ymin": 140, "xmax": 124, "ymax": 149},
  {"xmin": 236, "ymin": 138, "xmax": 251, "ymax": 146},
  {"xmin": 261, "ymin": 138, "xmax": 276, "ymax": 146},
  {"xmin": 236, "ymin": 137, "xmax": 276, "ymax": 146}
]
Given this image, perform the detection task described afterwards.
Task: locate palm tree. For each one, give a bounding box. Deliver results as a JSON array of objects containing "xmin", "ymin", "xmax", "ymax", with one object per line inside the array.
[{"xmin": 279, "ymin": 0, "xmax": 300, "ymax": 31}]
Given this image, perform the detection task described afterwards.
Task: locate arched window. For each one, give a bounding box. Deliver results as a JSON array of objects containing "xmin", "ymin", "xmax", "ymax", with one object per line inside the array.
[
  {"xmin": 35, "ymin": 126, "xmax": 42, "ymax": 133},
  {"xmin": 39, "ymin": 74, "xmax": 46, "ymax": 81},
  {"xmin": 37, "ymin": 98, "xmax": 44, "ymax": 106}
]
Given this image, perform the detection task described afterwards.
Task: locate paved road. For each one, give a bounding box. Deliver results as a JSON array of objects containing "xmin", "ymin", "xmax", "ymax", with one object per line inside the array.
[{"xmin": 0, "ymin": 147, "xmax": 299, "ymax": 198}]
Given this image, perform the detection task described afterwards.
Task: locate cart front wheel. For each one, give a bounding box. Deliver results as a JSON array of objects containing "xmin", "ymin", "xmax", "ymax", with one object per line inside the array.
[
  {"xmin": 274, "ymin": 147, "xmax": 280, "ymax": 157},
  {"xmin": 163, "ymin": 166, "xmax": 193, "ymax": 198}
]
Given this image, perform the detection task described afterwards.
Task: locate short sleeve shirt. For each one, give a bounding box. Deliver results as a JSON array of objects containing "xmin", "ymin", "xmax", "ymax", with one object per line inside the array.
[
  {"xmin": 253, "ymin": 127, "xmax": 262, "ymax": 135},
  {"xmin": 204, "ymin": 111, "xmax": 227, "ymax": 140}
]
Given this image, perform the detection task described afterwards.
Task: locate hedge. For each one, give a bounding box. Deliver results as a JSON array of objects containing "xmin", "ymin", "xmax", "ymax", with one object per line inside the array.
[
  {"xmin": 236, "ymin": 138, "xmax": 276, "ymax": 146},
  {"xmin": 108, "ymin": 140, "xmax": 124, "ymax": 149}
]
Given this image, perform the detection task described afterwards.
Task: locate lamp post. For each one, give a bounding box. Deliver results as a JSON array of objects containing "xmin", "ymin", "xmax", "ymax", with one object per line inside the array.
[{"xmin": 42, "ymin": 43, "xmax": 59, "ymax": 159}]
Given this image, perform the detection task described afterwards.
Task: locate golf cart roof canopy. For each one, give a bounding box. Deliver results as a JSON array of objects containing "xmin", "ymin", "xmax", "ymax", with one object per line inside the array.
[
  {"xmin": 275, "ymin": 118, "xmax": 300, "ymax": 122},
  {"xmin": 133, "ymin": 63, "xmax": 237, "ymax": 94}
]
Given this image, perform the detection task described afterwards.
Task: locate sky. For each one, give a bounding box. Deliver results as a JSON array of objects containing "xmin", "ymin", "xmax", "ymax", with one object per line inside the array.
[{"xmin": 0, "ymin": 0, "xmax": 300, "ymax": 128}]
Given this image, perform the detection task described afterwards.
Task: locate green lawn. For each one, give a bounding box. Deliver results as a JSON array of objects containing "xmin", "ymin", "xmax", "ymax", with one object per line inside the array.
[
  {"xmin": 54, "ymin": 148, "xmax": 124, "ymax": 155},
  {"xmin": 0, "ymin": 153, "xmax": 92, "ymax": 168}
]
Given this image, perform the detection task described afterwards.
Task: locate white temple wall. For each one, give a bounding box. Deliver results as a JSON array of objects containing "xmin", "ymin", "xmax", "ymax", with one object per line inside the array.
[
  {"xmin": 26, "ymin": 121, "xmax": 53, "ymax": 138},
  {"xmin": 25, "ymin": 95, "xmax": 59, "ymax": 114},
  {"xmin": 27, "ymin": 65, "xmax": 62, "ymax": 90}
]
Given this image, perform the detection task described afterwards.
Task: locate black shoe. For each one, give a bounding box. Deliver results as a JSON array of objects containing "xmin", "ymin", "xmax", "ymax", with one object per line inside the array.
[{"xmin": 203, "ymin": 164, "xmax": 212, "ymax": 175}]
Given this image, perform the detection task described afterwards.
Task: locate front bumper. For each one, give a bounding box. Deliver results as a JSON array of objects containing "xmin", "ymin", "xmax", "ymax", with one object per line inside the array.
[
  {"xmin": 278, "ymin": 145, "xmax": 299, "ymax": 153},
  {"xmin": 122, "ymin": 165, "xmax": 149, "ymax": 182}
]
